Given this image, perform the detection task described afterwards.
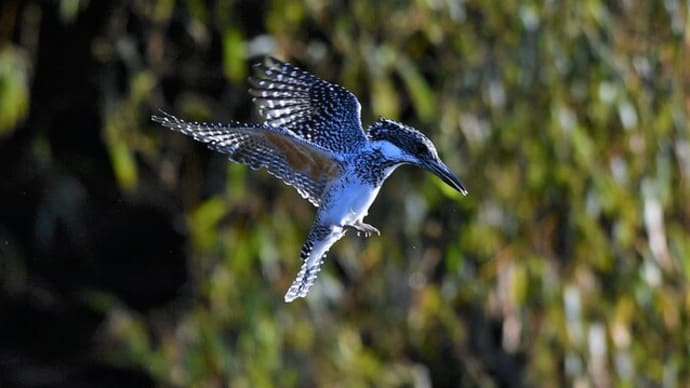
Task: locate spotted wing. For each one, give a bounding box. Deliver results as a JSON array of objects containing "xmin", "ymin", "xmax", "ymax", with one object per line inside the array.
[
  {"xmin": 284, "ymin": 223, "xmax": 345, "ymax": 302},
  {"xmin": 152, "ymin": 111, "xmax": 342, "ymax": 207},
  {"xmin": 249, "ymin": 57, "xmax": 367, "ymax": 153}
]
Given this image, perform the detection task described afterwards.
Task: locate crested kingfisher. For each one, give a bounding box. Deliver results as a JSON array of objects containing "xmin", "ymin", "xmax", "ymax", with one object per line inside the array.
[{"xmin": 152, "ymin": 57, "xmax": 468, "ymax": 302}]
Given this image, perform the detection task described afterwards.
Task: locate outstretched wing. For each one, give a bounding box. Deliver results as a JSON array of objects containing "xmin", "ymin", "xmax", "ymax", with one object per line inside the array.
[
  {"xmin": 284, "ymin": 223, "xmax": 345, "ymax": 302},
  {"xmin": 249, "ymin": 57, "xmax": 367, "ymax": 153},
  {"xmin": 152, "ymin": 111, "xmax": 343, "ymax": 207}
]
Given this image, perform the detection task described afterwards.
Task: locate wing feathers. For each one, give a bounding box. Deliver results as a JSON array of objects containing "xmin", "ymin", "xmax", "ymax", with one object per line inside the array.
[
  {"xmin": 249, "ymin": 57, "xmax": 366, "ymax": 152},
  {"xmin": 152, "ymin": 111, "xmax": 342, "ymax": 207}
]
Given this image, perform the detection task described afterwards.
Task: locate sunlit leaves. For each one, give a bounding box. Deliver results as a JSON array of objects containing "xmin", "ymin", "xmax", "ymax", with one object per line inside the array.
[
  {"xmin": 222, "ymin": 28, "xmax": 247, "ymax": 82},
  {"xmin": 103, "ymin": 72, "xmax": 156, "ymax": 191},
  {"xmin": 0, "ymin": 47, "xmax": 29, "ymax": 135},
  {"xmin": 397, "ymin": 58, "xmax": 436, "ymax": 122}
]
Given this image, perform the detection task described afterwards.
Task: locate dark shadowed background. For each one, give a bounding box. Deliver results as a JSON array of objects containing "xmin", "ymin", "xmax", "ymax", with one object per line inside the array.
[{"xmin": 1, "ymin": 1, "xmax": 689, "ymax": 387}]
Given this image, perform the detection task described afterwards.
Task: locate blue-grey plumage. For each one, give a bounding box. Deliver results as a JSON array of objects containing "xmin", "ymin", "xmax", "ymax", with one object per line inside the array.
[{"xmin": 152, "ymin": 57, "xmax": 467, "ymax": 303}]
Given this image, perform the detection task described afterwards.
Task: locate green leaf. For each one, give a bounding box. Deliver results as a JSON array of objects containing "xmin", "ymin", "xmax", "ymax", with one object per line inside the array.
[
  {"xmin": 0, "ymin": 47, "xmax": 29, "ymax": 135},
  {"xmin": 397, "ymin": 59, "xmax": 436, "ymax": 121},
  {"xmin": 223, "ymin": 28, "xmax": 247, "ymax": 83}
]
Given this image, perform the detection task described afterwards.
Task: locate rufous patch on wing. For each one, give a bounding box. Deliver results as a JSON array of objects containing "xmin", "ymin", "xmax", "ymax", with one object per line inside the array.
[{"xmin": 264, "ymin": 133, "xmax": 341, "ymax": 181}]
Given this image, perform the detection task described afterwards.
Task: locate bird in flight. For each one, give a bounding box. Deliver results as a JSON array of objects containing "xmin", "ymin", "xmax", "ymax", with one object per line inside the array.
[{"xmin": 152, "ymin": 57, "xmax": 467, "ymax": 302}]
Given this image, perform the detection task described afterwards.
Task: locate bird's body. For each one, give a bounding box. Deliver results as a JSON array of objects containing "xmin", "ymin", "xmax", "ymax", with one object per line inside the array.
[{"xmin": 153, "ymin": 57, "xmax": 467, "ymax": 302}]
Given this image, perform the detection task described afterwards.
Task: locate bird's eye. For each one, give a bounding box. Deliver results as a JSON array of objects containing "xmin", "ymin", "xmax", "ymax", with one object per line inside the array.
[{"xmin": 415, "ymin": 142, "xmax": 428, "ymax": 155}]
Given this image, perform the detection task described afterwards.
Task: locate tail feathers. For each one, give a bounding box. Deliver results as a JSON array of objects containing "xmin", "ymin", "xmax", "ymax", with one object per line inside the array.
[
  {"xmin": 284, "ymin": 255, "xmax": 327, "ymax": 302},
  {"xmin": 284, "ymin": 223, "xmax": 344, "ymax": 303}
]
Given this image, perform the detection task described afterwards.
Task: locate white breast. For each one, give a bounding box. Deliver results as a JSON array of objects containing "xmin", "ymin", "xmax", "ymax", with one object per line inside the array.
[{"xmin": 320, "ymin": 181, "xmax": 381, "ymax": 227}]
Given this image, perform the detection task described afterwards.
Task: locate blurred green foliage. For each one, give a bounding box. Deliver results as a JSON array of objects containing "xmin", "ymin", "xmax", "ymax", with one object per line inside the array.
[
  {"xmin": 4, "ymin": 0, "xmax": 690, "ymax": 386},
  {"xmin": 0, "ymin": 47, "xmax": 29, "ymax": 135}
]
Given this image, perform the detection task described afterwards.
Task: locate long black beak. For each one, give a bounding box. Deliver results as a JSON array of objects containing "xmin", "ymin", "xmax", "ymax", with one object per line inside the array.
[{"xmin": 425, "ymin": 160, "xmax": 468, "ymax": 196}]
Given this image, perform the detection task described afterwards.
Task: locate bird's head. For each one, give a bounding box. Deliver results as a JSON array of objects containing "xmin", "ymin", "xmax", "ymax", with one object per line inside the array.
[{"xmin": 368, "ymin": 119, "xmax": 468, "ymax": 196}]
